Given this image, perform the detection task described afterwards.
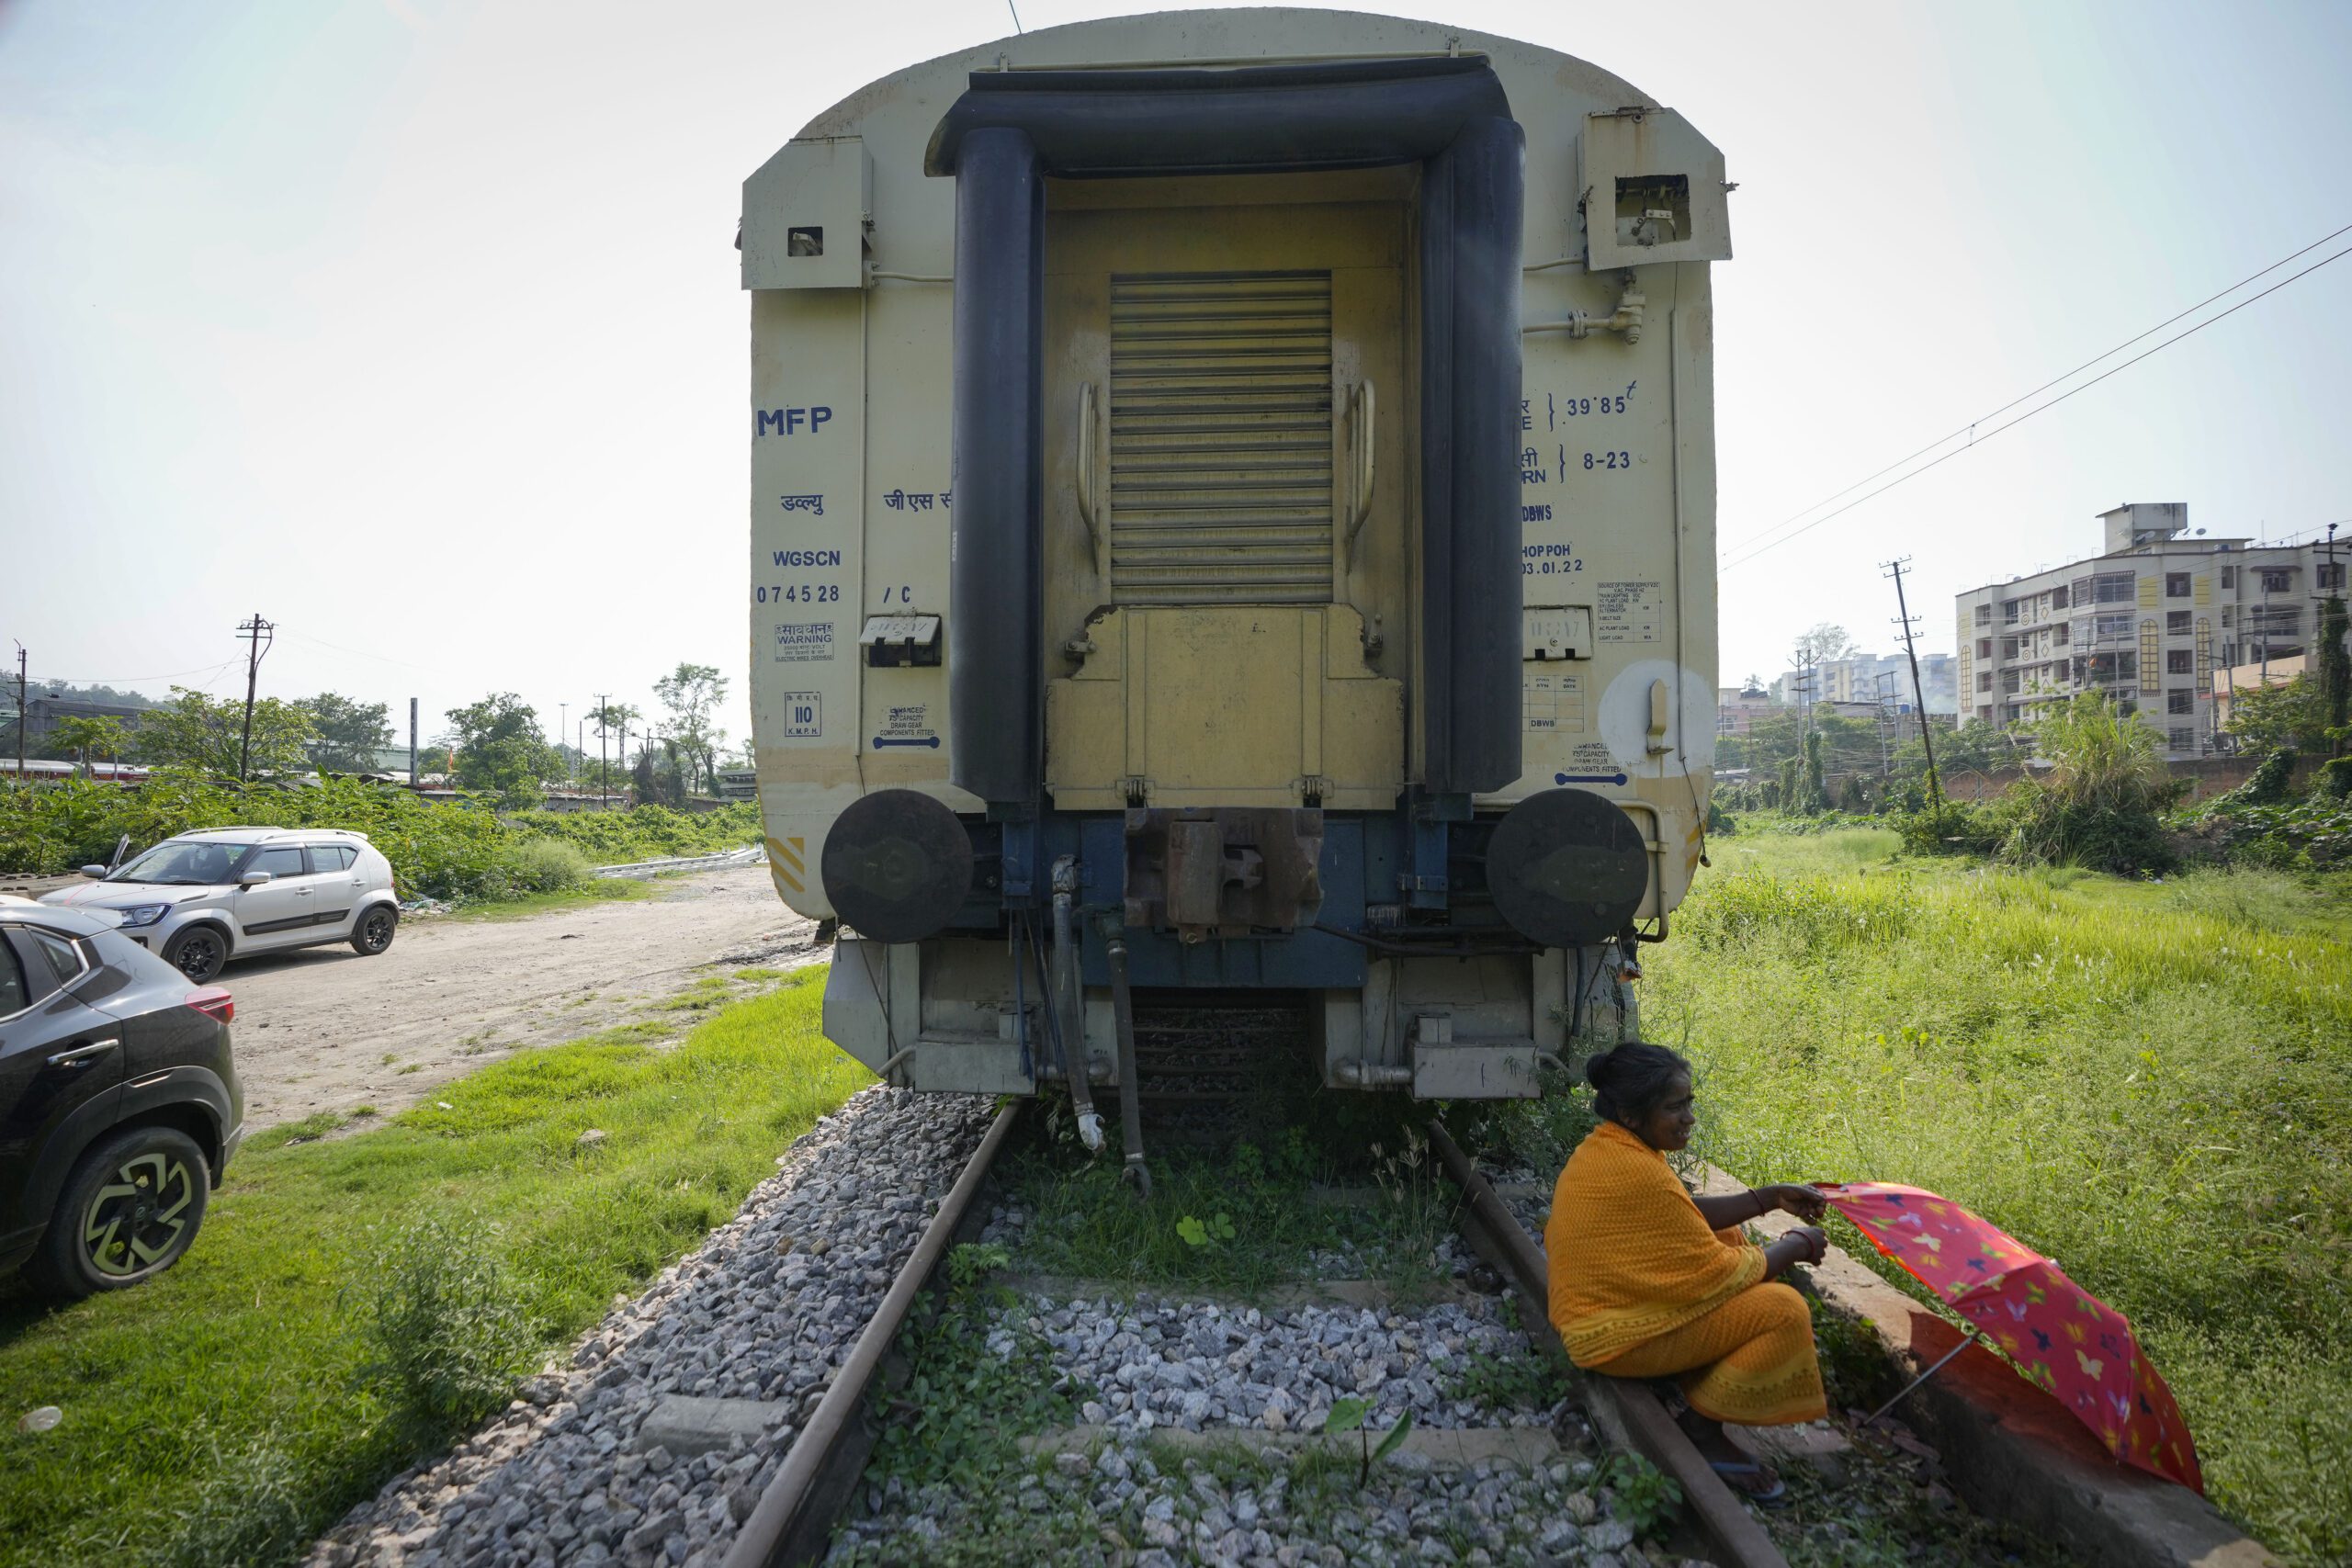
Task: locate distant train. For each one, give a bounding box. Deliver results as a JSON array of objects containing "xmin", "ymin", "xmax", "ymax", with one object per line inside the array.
[{"xmin": 744, "ymin": 9, "xmax": 1725, "ymax": 1153}]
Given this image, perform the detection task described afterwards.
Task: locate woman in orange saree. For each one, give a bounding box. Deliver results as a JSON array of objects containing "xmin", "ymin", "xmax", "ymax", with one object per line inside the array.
[{"xmin": 1544, "ymin": 1042, "xmax": 1830, "ymax": 1502}]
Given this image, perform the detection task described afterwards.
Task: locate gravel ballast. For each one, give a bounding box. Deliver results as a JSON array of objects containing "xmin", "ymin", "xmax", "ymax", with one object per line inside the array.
[{"xmin": 303, "ymin": 1087, "xmax": 995, "ymax": 1568}]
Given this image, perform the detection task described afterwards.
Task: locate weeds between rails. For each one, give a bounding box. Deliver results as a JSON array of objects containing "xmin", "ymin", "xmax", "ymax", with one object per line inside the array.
[{"xmin": 819, "ymin": 1102, "xmax": 2069, "ymax": 1568}]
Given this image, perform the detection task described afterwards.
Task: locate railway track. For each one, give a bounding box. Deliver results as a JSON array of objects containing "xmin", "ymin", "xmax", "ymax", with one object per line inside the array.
[{"xmin": 718, "ymin": 1112, "xmax": 1800, "ymax": 1568}]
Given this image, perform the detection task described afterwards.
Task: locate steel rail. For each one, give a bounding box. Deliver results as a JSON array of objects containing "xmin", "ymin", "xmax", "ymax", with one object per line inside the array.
[
  {"xmin": 722, "ymin": 1101, "xmax": 1020, "ymax": 1568},
  {"xmin": 1426, "ymin": 1119, "xmax": 1789, "ymax": 1568}
]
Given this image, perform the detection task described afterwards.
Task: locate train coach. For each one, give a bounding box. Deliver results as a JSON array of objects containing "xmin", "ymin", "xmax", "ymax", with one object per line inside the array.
[{"xmin": 744, "ymin": 8, "xmax": 1727, "ymax": 1157}]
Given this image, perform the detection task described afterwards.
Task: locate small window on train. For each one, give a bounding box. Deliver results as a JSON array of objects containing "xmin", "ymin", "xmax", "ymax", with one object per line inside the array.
[
  {"xmin": 787, "ymin": 227, "xmax": 824, "ymax": 257},
  {"xmin": 1613, "ymin": 175, "xmax": 1690, "ymax": 249}
]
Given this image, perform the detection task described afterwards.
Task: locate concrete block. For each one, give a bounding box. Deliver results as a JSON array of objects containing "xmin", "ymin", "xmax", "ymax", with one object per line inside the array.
[
  {"xmin": 1021, "ymin": 1424, "xmax": 1559, "ymax": 1471},
  {"xmin": 634, "ymin": 1394, "xmax": 788, "ymax": 1458}
]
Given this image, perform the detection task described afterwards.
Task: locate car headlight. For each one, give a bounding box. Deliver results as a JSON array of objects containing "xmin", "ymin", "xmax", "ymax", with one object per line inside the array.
[{"xmin": 109, "ymin": 903, "xmax": 172, "ymax": 929}]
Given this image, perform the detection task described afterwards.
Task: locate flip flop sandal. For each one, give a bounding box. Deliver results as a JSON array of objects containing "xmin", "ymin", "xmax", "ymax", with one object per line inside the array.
[{"xmin": 1709, "ymin": 1460, "xmax": 1789, "ymax": 1506}]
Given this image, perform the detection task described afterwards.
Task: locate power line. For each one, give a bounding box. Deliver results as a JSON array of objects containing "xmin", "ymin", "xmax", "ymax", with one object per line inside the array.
[
  {"xmin": 1720, "ymin": 220, "xmax": 2352, "ymax": 560},
  {"xmin": 1723, "ymin": 239, "xmax": 2352, "ymax": 572},
  {"xmin": 33, "ymin": 659, "xmax": 243, "ymax": 688},
  {"xmin": 277, "ymin": 626, "xmax": 439, "ymax": 671}
]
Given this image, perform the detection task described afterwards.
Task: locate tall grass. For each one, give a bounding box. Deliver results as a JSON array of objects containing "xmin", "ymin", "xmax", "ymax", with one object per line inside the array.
[
  {"xmin": 0, "ymin": 969, "xmax": 865, "ymax": 1567},
  {"xmin": 1649, "ymin": 831, "xmax": 2350, "ymax": 1564}
]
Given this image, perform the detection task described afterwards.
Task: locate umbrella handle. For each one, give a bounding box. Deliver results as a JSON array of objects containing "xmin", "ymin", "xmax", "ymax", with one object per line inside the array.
[{"xmin": 1862, "ymin": 1328, "xmax": 1978, "ymax": 1428}]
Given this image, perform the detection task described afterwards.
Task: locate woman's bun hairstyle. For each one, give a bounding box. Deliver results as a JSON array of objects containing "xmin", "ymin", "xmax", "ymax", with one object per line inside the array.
[{"xmin": 1586, "ymin": 1041, "xmax": 1691, "ymax": 1125}]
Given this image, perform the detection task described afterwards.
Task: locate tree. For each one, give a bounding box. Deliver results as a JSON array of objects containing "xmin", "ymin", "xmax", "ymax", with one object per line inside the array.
[
  {"xmin": 297, "ymin": 692, "xmax": 394, "ymax": 773},
  {"xmin": 653, "ymin": 663, "xmax": 730, "ymax": 795},
  {"xmin": 49, "ymin": 716, "xmax": 130, "ymax": 776},
  {"xmin": 2224, "ymin": 671, "xmax": 2325, "ymax": 755},
  {"xmin": 1794, "ymin": 624, "xmax": 1860, "ymax": 667},
  {"xmin": 444, "ymin": 694, "xmax": 563, "ymax": 808},
  {"xmin": 633, "ymin": 739, "xmax": 689, "ymax": 808},
  {"xmin": 135, "ymin": 687, "xmax": 316, "ymax": 778},
  {"xmin": 1800, "ymin": 729, "xmax": 1826, "ymax": 813},
  {"xmin": 2317, "ymin": 592, "xmax": 2349, "ymax": 755}
]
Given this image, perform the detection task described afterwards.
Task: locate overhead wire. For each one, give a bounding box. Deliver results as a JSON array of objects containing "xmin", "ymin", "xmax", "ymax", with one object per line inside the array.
[
  {"xmin": 1721, "ymin": 238, "xmax": 2352, "ymax": 573},
  {"xmin": 1719, "ymin": 220, "xmax": 2352, "ymax": 560},
  {"xmin": 276, "ymin": 626, "xmax": 442, "ymax": 672},
  {"xmin": 33, "ymin": 659, "xmax": 241, "ymax": 690}
]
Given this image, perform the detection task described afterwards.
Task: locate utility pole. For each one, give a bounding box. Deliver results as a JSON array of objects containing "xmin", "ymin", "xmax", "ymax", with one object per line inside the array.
[
  {"xmin": 559, "ymin": 701, "xmax": 569, "ymax": 789},
  {"xmin": 11, "ymin": 643, "xmax": 25, "ymax": 784},
  {"xmin": 594, "ymin": 693, "xmax": 610, "ymax": 811},
  {"xmin": 234, "ymin": 613, "xmax": 276, "ymax": 783},
  {"xmin": 1884, "ymin": 558, "xmax": 1944, "ymax": 809},
  {"xmin": 408, "ymin": 698, "xmax": 419, "ymax": 788}
]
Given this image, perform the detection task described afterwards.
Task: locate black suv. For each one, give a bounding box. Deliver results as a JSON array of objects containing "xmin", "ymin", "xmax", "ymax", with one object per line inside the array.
[{"xmin": 0, "ymin": 903, "xmax": 244, "ymax": 1299}]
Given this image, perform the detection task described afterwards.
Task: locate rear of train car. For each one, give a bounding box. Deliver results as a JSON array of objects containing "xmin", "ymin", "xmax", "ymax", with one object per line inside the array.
[{"xmin": 744, "ymin": 9, "xmax": 1728, "ymax": 1115}]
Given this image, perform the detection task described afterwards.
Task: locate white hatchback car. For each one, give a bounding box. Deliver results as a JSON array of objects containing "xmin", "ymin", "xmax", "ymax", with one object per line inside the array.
[{"xmin": 39, "ymin": 828, "xmax": 401, "ymax": 984}]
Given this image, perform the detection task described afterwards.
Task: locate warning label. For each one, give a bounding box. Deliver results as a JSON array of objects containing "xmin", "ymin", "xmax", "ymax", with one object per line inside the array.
[
  {"xmin": 773, "ymin": 623, "xmax": 834, "ymax": 663},
  {"xmin": 1596, "ymin": 581, "xmax": 1663, "ymax": 644}
]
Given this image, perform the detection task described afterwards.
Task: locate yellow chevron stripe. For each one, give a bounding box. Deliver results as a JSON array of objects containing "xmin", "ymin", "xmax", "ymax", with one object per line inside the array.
[{"xmin": 766, "ymin": 835, "xmax": 805, "ymax": 892}]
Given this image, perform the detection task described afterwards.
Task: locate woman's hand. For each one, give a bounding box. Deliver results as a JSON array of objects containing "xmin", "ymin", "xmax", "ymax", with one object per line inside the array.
[
  {"xmin": 1760, "ymin": 1183, "xmax": 1829, "ymax": 1223},
  {"xmin": 1760, "ymin": 1224, "xmax": 1827, "ymax": 1281}
]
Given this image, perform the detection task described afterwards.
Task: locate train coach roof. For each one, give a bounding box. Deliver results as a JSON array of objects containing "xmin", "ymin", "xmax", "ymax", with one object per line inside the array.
[{"xmin": 790, "ymin": 7, "xmax": 1661, "ymax": 148}]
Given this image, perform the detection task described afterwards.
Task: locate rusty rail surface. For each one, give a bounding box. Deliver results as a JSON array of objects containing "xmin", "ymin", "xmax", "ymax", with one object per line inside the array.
[
  {"xmin": 1426, "ymin": 1119, "xmax": 1789, "ymax": 1568},
  {"xmin": 722, "ymin": 1101, "xmax": 1020, "ymax": 1568}
]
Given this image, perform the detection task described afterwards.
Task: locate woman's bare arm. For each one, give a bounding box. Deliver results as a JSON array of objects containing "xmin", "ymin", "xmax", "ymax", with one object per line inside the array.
[{"xmin": 1694, "ymin": 1183, "xmax": 1829, "ymax": 1231}]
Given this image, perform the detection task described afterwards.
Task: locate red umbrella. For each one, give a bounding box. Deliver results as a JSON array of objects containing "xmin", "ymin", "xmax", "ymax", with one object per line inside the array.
[{"xmin": 1818, "ymin": 1181, "xmax": 2202, "ymax": 1494}]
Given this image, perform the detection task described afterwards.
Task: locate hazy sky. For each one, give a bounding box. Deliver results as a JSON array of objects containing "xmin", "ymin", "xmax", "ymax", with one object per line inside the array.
[{"xmin": 6, "ymin": 0, "xmax": 2349, "ymax": 744}]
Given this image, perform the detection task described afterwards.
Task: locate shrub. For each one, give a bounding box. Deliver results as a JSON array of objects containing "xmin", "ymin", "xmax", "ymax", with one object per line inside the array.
[
  {"xmin": 1895, "ymin": 799, "xmax": 1998, "ymax": 857},
  {"xmin": 2230, "ymin": 746, "xmax": 2301, "ymax": 807},
  {"xmin": 1995, "ymin": 695, "xmax": 2185, "ymax": 873},
  {"xmin": 493, "ymin": 838, "xmax": 593, "ymax": 896},
  {"xmin": 0, "ymin": 775, "xmax": 759, "ymax": 902},
  {"xmin": 2317, "ymin": 756, "xmax": 2352, "ymax": 801},
  {"xmin": 352, "ymin": 1213, "xmax": 541, "ymax": 1438}
]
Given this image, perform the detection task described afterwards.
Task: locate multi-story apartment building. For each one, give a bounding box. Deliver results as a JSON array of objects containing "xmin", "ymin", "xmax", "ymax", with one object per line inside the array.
[
  {"xmin": 1953, "ymin": 503, "xmax": 2347, "ymax": 760},
  {"xmin": 1769, "ymin": 652, "xmax": 1957, "ymax": 715}
]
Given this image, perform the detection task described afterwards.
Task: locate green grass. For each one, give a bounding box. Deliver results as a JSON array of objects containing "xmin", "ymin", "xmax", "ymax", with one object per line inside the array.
[
  {"xmin": 0, "ymin": 966, "xmax": 863, "ymax": 1568},
  {"xmin": 442, "ymin": 876, "xmax": 650, "ymax": 921},
  {"xmin": 1647, "ymin": 829, "xmax": 2351, "ymax": 1565},
  {"xmin": 999, "ymin": 1122, "xmax": 1457, "ymax": 1294}
]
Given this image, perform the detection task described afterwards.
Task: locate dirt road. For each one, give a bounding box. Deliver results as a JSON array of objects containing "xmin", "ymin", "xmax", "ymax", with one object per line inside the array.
[{"xmin": 220, "ymin": 865, "xmax": 820, "ymax": 1132}]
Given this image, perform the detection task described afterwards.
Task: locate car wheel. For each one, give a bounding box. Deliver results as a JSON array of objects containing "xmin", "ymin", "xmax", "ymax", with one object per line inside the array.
[
  {"xmin": 162, "ymin": 925, "xmax": 229, "ymax": 984},
  {"xmin": 351, "ymin": 906, "xmax": 397, "ymax": 956},
  {"xmin": 25, "ymin": 1125, "xmax": 211, "ymax": 1301}
]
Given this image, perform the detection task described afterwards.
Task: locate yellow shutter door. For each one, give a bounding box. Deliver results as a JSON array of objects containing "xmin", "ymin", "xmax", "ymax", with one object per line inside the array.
[{"xmin": 1107, "ymin": 271, "xmax": 1335, "ymax": 605}]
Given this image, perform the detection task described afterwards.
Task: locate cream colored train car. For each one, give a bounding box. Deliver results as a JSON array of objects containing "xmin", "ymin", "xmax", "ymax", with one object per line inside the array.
[{"xmin": 744, "ymin": 9, "xmax": 1724, "ymax": 1134}]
